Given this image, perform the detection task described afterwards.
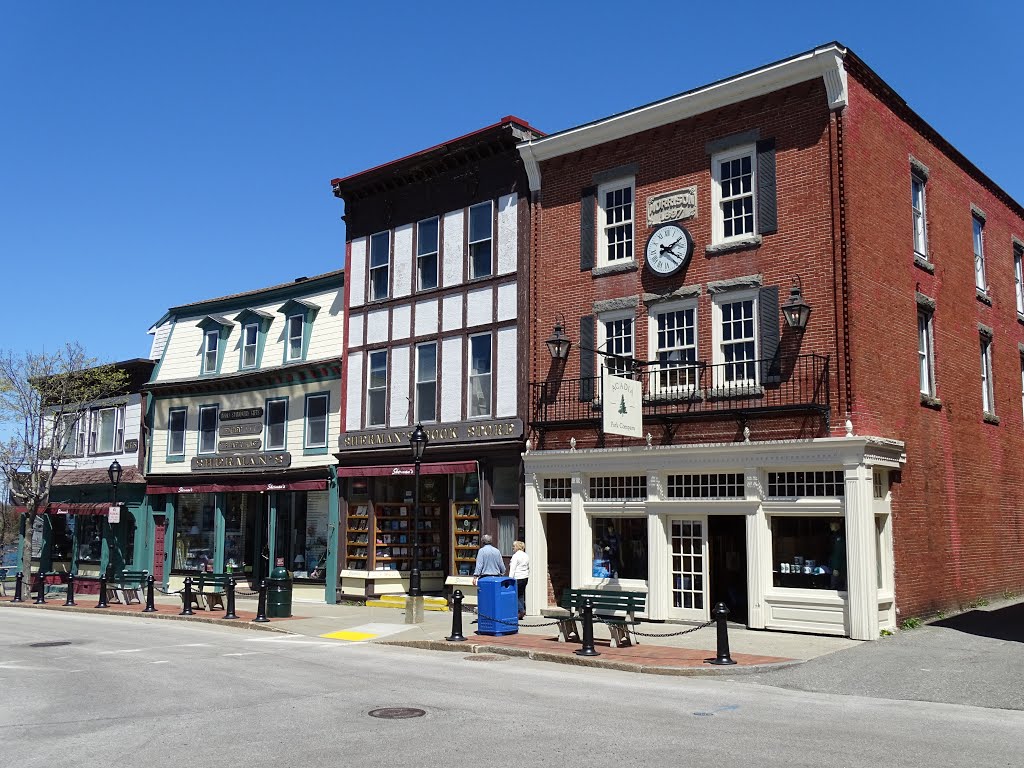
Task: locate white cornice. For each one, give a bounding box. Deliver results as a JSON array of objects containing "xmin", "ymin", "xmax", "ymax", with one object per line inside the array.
[{"xmin": 518, "ymin": 43, "xmax": 848, "ymax": 192}]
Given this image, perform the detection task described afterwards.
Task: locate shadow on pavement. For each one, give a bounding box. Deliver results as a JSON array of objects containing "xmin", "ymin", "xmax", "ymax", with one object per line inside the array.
[{"xmin": 931, "ymin": 602, "xmax": 1024, "ymax": 643}]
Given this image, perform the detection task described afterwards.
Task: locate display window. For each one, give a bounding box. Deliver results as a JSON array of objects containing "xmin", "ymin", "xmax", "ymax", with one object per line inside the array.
[
  {"xmin": 173, "ymin": 493, "xmax": 216, "ymax": 572},
  {"xmin": 771, "ymin": 516, "xmax": 846, "ymax": 590},
  {"xmin": 275, "ymin": 491, "xmax": 329, "ymax": 582},
  {"xmin": 76, "ymin": 516, "xmax": 103, "ymax": 563},
  {"xmin": 591, "ymin": 517, "xmax": 648, "ymax": 580}
]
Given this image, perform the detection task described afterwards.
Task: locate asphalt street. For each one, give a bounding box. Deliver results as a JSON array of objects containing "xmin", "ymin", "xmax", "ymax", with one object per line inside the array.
[{"xmin": 1, "ymin": 609, "xmax": 1021, "ymax": 768}]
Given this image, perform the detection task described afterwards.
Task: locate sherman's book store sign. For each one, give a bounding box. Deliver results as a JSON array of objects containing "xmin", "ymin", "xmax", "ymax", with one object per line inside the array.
[{"xmin": 340, "ymin": 418, "xmax": 523, "ymax": 450}]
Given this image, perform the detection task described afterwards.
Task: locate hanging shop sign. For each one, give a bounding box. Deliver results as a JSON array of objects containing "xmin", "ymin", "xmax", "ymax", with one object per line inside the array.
[
  {"xmin": 339, "ymin": 418, "xmax": 523, "ymax": 451},
  {"xmin": 219, "ymin": 422, "xmax": 262, "ymax": 437},
  {"xmin": 602, "ymin": 370, "xmax": 643, "ymax": 439},
  {"xmin": 647, "ymin": 186, "xmax": 697, "ymax": 226},
  {"xmin": 190, "ymin": 452, "xmax": 291, "ymax": 472},
  {"xmin": 220, "ymin": 408, "xmax": 264, "ymax": 421}
]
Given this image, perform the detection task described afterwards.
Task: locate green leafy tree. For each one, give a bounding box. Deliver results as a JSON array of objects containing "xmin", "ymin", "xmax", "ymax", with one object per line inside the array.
[{"xmin": 0, "ymin": 343, "xmax": 128, "ymax": 579}]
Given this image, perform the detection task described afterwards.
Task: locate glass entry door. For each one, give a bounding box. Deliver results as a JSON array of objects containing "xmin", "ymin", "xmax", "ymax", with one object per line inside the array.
[{"xmin": 669, "ymin": 517, "xmax": 708, "ymax": 620}]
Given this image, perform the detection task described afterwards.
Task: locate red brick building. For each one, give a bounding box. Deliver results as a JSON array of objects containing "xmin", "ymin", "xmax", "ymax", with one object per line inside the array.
[{"xmin": 517, "ymin": 43, "xmax": 1024, "ymax": 639}]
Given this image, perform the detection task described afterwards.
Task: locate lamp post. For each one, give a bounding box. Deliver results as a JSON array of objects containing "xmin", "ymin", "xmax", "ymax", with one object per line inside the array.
[
  {"xmin": 408, "ymin": 423, "xmax": 429, "ymax": 598},
  {"xmin": 107, "ymin": 460, "xmax": 122, "ymax": 579}
]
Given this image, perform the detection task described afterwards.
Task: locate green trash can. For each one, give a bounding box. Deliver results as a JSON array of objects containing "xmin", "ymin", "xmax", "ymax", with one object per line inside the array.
[{"xmin": 266, "ymin": 564, "xmax": 293, "ymax": 618}]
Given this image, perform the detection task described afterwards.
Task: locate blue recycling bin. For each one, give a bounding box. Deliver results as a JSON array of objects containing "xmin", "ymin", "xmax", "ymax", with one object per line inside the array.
[{"xmin": 477, "ymin": 576, "xmax": 518, "ymax": 636}]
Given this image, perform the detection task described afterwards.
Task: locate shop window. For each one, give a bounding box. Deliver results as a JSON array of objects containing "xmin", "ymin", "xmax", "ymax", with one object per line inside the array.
[
  {"xmin": 591, "ymin": 517, "xmax": 647, "ymax": 580},
  {"xmin": 453, "ymin": 472, "xmax": 480, "ymax": 503},
  {"xmin": 44, "ymin": 515, "xmax": 73, "ymax": 560},
  {"xmin": 491, "ymin": 465, "xmax": 519, "ymax": 506},
  {"xmin": 542, "ymin": 477, "xmax": 571, "ymax": 500},
  {"xmin": 588, "ymin": 475, "xmax": 646, "ymax": 501},
  {"xmin": 223, "ymin": 492, "xmax": 261, "ymax": 575},
  {"xmin": 173, "ymin": 494, "xmax": 216, "ymax": 573},
  {"xmin": 76, "ymin": 516, "xmax": 103, "ymax": 563},
  {"xmin": 770, "ymin": 517, "xmax": 845, "ymax": 591},
  {"xmin": 767, "ymin": 471, "xmax": 844, "ymax": 498},
  {"xmin": 667, "ymin": 473, "xmax": 743, "ymax": 499},
  {"xmin": 273, "ymin": 491, "xmax": 329, "ymax": 581}
]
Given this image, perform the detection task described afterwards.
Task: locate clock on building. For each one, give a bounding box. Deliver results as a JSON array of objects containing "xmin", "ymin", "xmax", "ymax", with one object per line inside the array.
[{"xmin": 644, "ymin": 223, "xmax": 693, "ymax": 277}]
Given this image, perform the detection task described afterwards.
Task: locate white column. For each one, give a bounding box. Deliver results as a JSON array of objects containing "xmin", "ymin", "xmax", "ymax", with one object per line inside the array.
[
  {"xmin": 570, "ymin": 472, "xmax": 586, "ymax": 588},
  {"xmin": 845, "ymin": 462, "xmax": 878, "ymax": 640},
  {"xmin": 746, "ymin": 467, "xmax": 768, "ymax": 629},
  {"xmin": 524, "ymin": 472, "xmax": 547, "ymax": 615},
  {"xmin": 646, "ymin": 512, "xmax": 669, "ymax": 620}
]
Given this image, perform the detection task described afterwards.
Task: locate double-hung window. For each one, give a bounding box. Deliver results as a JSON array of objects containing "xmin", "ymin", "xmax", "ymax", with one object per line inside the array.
[
  {"xmin": 468, "ymin": 202, "xmax": 493, "ymax": 279},
  {"xmin": 598, "ymin": 312, "xmax": 634, "ymax": 378},
  {"xmin": 369, "ymin": 231, "xmax": 390, "ymax": 301},
  {"xmin": 417, "ymin": 217, "xmax": 439, "ymax": 290},
  {"xmin": 712, "ymin": 146, "xmax": 756, "ymax": 243},
  {"xmin": 468, "ymin": 333, "xmax": 492, "ymax": 418},
  {"xmin": 168, "ymin": 408, "xmax": 187, "ymax": 457},
  {"xmin": 597, "ymin": 179, "xmax": 634, "ymax": 265},
  {"xmin": 198, "ymin": 405, "xmax": 218, "ymax": 454},
  {"xmin": 918, "ymin": 309, "xmax": 935, "ymax": 397},
  {"xmin": 973, "ymin": 214, "xmax": 987, "ymax": 292},
  {"xmin": 241, "ymin": 323, "xmax": 258, "ymax": 368},
  {"xmin": 203, "ymin": 330, "xmax": 219, "ymax": 373},
  {"xmin": 651, "ymin": 303, "xmax": 697, "ymax": 394},
  {"xmin": 286, "ymin": 315, "xmax": 304, "ymax": 362},
  {"xmin": 714, "ymin": 293, "xmax": 758, "ymax": 386},
  {"xmin": 981, "ymin": 334, "xmax": 995, "ymax": 415},
  {"xmin": 304, "ymin": 394, "xmax": 328, "ymax": 449},
  {"xmin": 91, "ymin": 405, "xmax": 125, "ymax": 454},
  {"xmin": 367, "ymin": 351, "xmax": 387, "ymax": 427},
  {"xmin": 1014, "ymin": 243, "xmax": 1023, "ymax": 316},
  {"xmin": 266, "ymin": 398, "xmax": 287, "ymax": 451},
  {"xmin": 911, "ymin": 174, "xmax": 928, "ymax": 258},
  {"xmin": 58, "ymin": 413, "xmax": 83, "ymax": 456},
  {"xmin": 415, "ymin": 342, "xmax": 437, "ymax": 423}
]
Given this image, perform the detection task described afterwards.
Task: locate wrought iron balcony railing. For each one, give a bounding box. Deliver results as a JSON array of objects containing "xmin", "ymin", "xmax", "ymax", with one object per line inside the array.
[{"xmin": 530, "ymin": 353, "xmax": 830, "ymax": 427}]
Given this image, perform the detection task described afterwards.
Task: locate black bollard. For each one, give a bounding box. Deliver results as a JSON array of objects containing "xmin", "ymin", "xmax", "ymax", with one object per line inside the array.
[
  {"xmin": 64, "ymin": 573, "xmax": 76, "ymax": 606},
  {"xmin": 34, "ymin": 573, "xmax": 46, "ymax": 604},
  {"xmin": 179, "ymin": 577, "xmax": 195, "ymax": 616},
  {"xmin": 252, "ymin": 578, "xmax": 269, "ymax": 623},
  {"xmin": 574, "ymin": 599, "xmax": 600, "ymax": 657},
  {"xmin": 224, "ymin": 577, "xmax": 239, "ymax": 620},
  {"xmin": 12, "ymin": 571, "xmax": 24, "ymax": 602},
  {"xmin": 142, "ymin": 575, "xmax": 157, "ymax": 613},
  {"xmin": 708, "ymin": 602, "xmax": 737, "ymax": 666},
  {"xmin": 96, "ymin": 574, "xmax": 109, "ymax": 608},
  {"xmin": 446, "ymin": 590, "xmax": 467, "ymax": 642}
]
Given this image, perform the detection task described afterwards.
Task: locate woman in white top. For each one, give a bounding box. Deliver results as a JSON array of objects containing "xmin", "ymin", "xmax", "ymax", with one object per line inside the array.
[{"xmin": 508, "ymin": 540, "xmax": 530, "ymax": 619}]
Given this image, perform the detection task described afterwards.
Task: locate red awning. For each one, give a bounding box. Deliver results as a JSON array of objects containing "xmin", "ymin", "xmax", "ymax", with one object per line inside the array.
[
  {"xmin": 335, "ymin": 461, "xmax": 477, "ymax": 478},
  {"xmin": 45, "ymin": 503, "xmax": 114, "ymax": 516},
  {"xmin": 146, "ymin": 479, "xmax": 329, "ymax": 495}
]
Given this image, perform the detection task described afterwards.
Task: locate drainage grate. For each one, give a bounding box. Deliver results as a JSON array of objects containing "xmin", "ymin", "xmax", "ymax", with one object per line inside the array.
[
  {"xmin": 368, "ymin": 708, "xmax": 426, "ymax": 719},
  {"xmin": 29, "ymin": 641, "xmax": 72, "ymax": 648}
]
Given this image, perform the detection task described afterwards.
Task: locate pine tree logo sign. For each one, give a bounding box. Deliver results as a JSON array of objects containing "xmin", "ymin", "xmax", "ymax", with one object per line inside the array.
[{"xmin": 602, "ymin": 369, "xmax": 643, "ymax": 438}]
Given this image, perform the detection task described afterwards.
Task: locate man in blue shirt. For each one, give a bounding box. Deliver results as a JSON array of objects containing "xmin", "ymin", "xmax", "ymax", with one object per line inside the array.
[{"xmin": 472, "ymin": 534, "xmax": 505, "ymax": 585}]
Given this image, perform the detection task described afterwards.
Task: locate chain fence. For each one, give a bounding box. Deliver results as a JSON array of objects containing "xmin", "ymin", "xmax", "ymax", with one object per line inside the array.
[{"xmin": 468, "ymin": 606, "xmax": 715, "ymax": 636}]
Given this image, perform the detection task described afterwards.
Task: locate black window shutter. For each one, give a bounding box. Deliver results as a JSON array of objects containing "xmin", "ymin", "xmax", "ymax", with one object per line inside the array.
[
  {"xmin": 756, "ymin": 139, "xmax": 777, "ymax": 235},
  {"xmin": 759, "ymin": 286, "xmax": 780, "ymax": 382},
  {"xmin": 580, "ymin": 186, "xmax": 597, "ymax": 271},
  {"xmin": 579, "ymin": 314, "xmax": 596, "ymax": 402}
]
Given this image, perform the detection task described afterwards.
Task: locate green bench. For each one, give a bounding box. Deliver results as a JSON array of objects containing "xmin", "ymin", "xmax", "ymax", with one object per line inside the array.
[
  {"xmin": 111, "ymin": 570, "xmax": 149, "ymax": 605},
  {"xmin": 180, "ymin": 573, "xmax": 230, "ymax": 611},
  {"xmin": 558, "ymin": 588, "xmax": 646, "ymax": 648}
]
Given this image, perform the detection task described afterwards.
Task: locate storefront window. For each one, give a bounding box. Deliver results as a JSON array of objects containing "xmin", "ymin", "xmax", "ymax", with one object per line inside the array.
[
  {"xmin": 173, "ymin": 493, "xmax": 216, "ymax": 572},
  {"xmin": 48, "ymin": 515, "xmax": 74, "ymax": 560},
  {"xmin": 74, "ymin": 516, "xmax": 102, "ymax": 563},
  {"xmin": 591, "ymin": 517, "xmax": 647, "ymax": 580},
  {"xmin": 771, "ymin": 517, "xmax": 846, "ymax": 591},
  {"xmin": 372, "ymin": 476, "xmax": 415, "ymax": 504},
  {"xmin": 453, "ymin": 472, "xmax": 480, "ymax": 503},
  {"xmin": 224, "ymin": 493, "xmax": 261, "ymax": 575},
  {"xmin": 275, "ymin": 491, "xmax": 329, "ymax": 581}
]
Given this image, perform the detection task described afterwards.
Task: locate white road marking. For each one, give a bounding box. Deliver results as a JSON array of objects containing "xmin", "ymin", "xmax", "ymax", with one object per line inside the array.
[
  {"xmin": 97, "ymin": 649, "xmax": 144, "ymax": 654},
  {"xmin": 174, "ymin": 643, "xmax": 212, "ymax": 647},
  {"xmin": 150, "ymin": 661, "xmax": 170, "ymax": 665},
  {"xmin": 244, "ymin": 635, "xmax": 305, "ymax": 642},
  {"xmin": 222, "ymin": 652, "xmax": 262, "ymax": 657}
]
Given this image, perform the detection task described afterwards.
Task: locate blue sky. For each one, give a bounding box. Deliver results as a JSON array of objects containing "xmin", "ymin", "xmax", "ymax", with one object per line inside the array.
[{"xmin": 2, "ymin": 1, "xmax": 1022, "ymax": 363}]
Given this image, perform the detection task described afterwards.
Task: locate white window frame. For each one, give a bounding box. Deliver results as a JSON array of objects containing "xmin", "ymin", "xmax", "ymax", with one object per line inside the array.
[
  {"xmin": 597, "ymin": 177, "xmax": 635, "ymax": 267},
  {"xmin": 198, "ymin": 405, "xmax": 218, "ymax": 455},
  {"xmin": 648, "ymin": 299, "xmax": 699, "ymax": 396},
  {"xmin": 90, "ymin": 405, "xmax": 125, "ymax": 455},
  {"xmin": 304, "ymin": 393, "xmax": 329, "ymax": 449},
  {"xmin": 711, "ymin": 289, "xmax": 759, "ymax": 387},
  {"xmin": 168, "ymin": 408, "xmax": 187, "ymax": 457},
  {"xmin": 918, "ymin": 308, "xmax": 935, "ymax": 396},
  {"xmin": 286, "ymin": 314, "xmax": 304, "ymax": 362},
  {"xmin": 711, "ymin": 145, "xmax": 757, "ymax": 245},
  {"xmin": 597, "ymin": 309, "xmax": 635, "ymax": 379},
  {"xmin": 467, "ymin": 332, "xmax": 492, "ymax": 418},
  {"xmin": 369, "ymin": 230, "xmax": 390, "ymax": 301},
  {"xmin": 417, "ymin": 216, "xmax": 440, "ymax": 291},
  {"xmin": 203, "ymin": 329, "xmax": 219, "ymax": 373},
  {"xmin": 1014, "ymin": 244, "xmax": 1023, "ymax": 315},
  {"xmin": 366, "ymin": 350, "xmax": 387, "ymax": 427},
  {"xmin": 981, "ymin": 335, "xmax": 995, "ymax": 415},
  {"xmin": 973, "ymin": 215, "xmax": 987, "ymax": 292},
  {"xmin": 58, "ymin": 412, "xmax": 84, "ymax": 457},
  {"xmin": 265, "ymin": 398, "xmax": 288, "ymax": 451},
  {"xmin": 242, "ymin": 322, "xmax": 259, "ymax": 369},
  {"xmin": 415, "ymin": 341, "xmax": 437, "ymax": 423},
  {"xmin": 911, "ymin": 174, "xmax": 928, "ymax": 258},
  {"xmin": 468, "ymin": 202, "xmax": 493, "ymax": 279}
]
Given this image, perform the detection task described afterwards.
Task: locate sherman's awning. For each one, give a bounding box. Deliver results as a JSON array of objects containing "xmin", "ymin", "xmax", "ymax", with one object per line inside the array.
[
  {"xmin": 335, "ymin": 461, "xmax": 477, "ymax": 477},
  {"xmin": 45, "ymin": 503, "xmax": 116, "ymax": 516},
  {"xmin": 146, "ymin": 479, "xmax": 329, "ymax": 495}
]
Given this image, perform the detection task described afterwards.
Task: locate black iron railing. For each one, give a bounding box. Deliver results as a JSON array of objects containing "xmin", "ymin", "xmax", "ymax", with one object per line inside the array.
[{"xmin": 530, "ymin": 353, "xmax": 830, "ymax": 426}]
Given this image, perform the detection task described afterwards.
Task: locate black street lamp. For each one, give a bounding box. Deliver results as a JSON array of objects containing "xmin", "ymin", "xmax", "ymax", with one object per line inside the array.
[
  {"xmin": 107, "ymin": 459, "xmax": 122, "ymax": 508},
  {"xmin": 408, "ymin": 424, "xmax": 429, "ymax": 597},
  {"xmin": 782, "ymin": 277, "xmax": 812, "ymax": 331},
  {"xmin": 545, "ymin": 317, "xmax": 572, "ymax": 360}
]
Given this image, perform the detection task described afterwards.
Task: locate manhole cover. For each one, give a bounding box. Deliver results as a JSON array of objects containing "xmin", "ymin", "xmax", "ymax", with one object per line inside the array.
[
  {"xmin": 464, "ymin": 653, "xmax": 509, "ymax": 662},
  {"xmin": 368, "ymin": 708, "xmax": 426, "ymax": 719},
  {"xmin": 29, "ymin": 641, "xmax": 72, "ymax": 648}
]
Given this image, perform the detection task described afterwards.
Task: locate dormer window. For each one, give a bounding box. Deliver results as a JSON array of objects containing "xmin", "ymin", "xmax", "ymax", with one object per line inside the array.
[
  {"xmin": 204, "ymin": 330, "xmax": 219, "ymax": 373},
  {"xmin": 233, "ymin": 308, "xmax": 273, "ymax": 370},
  {"xmin": 196, "ymin": 314, "xmax": 233, "ymax": 375},
  {"xmin": 242, "ymin": 324, "xmax": 258, "ymax": 368},
  {"xmin": 287, "ymin": 315, "xmax": 304, "ymax": 361},
  {"xmin": 276, "ymin": 299, "xmax": 319, "ymax": 364}
]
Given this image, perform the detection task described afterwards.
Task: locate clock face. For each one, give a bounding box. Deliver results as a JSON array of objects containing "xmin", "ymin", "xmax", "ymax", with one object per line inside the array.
[{"xmin": 644, "ymin": 224, "xmax": 693, "ymax": 277}]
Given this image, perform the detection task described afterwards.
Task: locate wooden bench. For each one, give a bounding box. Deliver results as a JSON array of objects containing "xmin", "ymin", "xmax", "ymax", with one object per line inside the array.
[
  {"xmin": 179, "ymin": 573, "xmax": 230, "ymax": 611},
  {"xmin": 111, "ymin": 570, "xmax": 148, "ymax": 605},
  {"xmin": 557, "ymin": 588, "xmax": 646, "ymax": 648}
]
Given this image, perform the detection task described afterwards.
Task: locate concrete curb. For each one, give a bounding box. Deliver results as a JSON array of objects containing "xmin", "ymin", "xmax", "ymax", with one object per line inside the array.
[
  {"xmin": 0, "ymin": 599, "xmax": 293, "ymax": 634},
  {"xmin": 381, "ymin": 638, "xmax": 805, "ymax": 677}
]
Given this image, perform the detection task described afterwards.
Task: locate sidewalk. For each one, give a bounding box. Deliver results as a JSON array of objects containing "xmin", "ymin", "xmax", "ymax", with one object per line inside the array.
[{"xmin": 1, "ymin": 592, "xmax": 858, "ymax": 676}]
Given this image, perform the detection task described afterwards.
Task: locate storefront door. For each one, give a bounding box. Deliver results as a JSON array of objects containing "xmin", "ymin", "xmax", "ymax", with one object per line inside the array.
[{"xmin": 667, "ymin": 517, "xmax": 708, "ymax": 621}]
